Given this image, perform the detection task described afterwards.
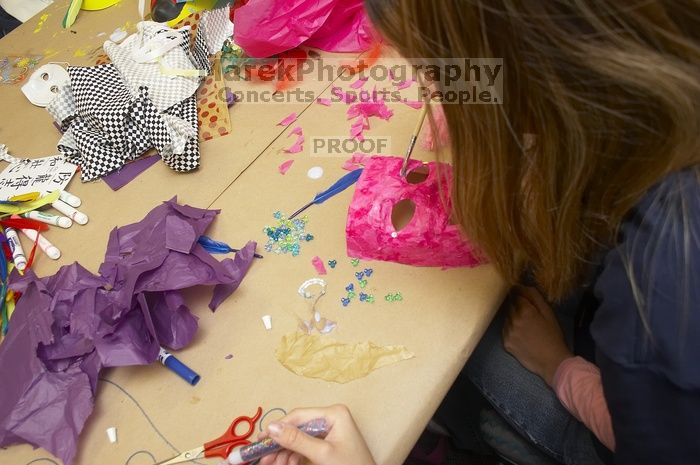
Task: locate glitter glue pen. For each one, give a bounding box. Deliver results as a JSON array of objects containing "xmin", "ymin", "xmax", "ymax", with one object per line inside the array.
[
  {"xmin": 224, "ymin": 418, "xmax": 329, "ymax": 465},
  {"xmin": 157, "ymin": 347, "xmax": 201, "ymax": 385}
]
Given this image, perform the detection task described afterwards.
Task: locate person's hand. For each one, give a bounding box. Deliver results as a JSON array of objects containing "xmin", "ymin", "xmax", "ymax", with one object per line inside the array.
[
  {"xmin": 257, "ymin": 404, "xmax": 376, "ymax": 465},
  {"xmin": 502, "ymin": 286, "xmax": 574, "ymax": 386}
]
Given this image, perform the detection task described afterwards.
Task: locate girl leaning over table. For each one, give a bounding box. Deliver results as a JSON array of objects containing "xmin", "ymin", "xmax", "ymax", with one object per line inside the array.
[{"xmin": 256, "ymin": 1, "xmax": 700, "ymax": 465}]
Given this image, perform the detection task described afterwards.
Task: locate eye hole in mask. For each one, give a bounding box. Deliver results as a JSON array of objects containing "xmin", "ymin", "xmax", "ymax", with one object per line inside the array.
[
  {"xmin": 391, "ymin": 199, "xmax": 417, "ymax": 232},
  {"xmin": 405, "ymin": 164, "xmax": 430, "ymax": 184}
]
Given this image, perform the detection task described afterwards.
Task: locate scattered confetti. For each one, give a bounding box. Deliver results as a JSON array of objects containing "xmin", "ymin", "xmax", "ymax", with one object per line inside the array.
[
  {"xmin": 262, "ymin": 315, "xmax": 273, "ymax": 330},
  {"xmin": 345, "ymin": 283, "xmax": 354, "ymax": 292},
  {"xmin": 311, "ymin": 256, "xmax": 327, "ymax": 275},
  {"xmin": 364, "ymin": 268, "xmax": 373, "ymax": 277},
  {"xmin": 341, "ymin": 297, "xmax": 350, "ymax": 307},
  {"xmin": 278, "ymin": 159, "xmax": 295, "ymax": 175},
  {"xmin": 385, "ymin": 292, "xmax": 403, "ymax": 302},
  {"xmin": 278, "ymin": 112, "xmax": 297, "ymax": 126},
  {"xmin": 350, "ymin": 77, "xmax": 369, "ymax": 89},
  {"xmin": 359, "ymin": 279, "xmax": 368, "ymax": 288},
  {"xmin": 263, "ymin": 212, "xmax": 313, "ymax": 256},
  {"xmin": 355, "ymin": 271, "xmax": 364, "ymax": 280},
  {"xmin": 316, "ymin": 97, "xmax": 331, "ymax": 106},
  {"xmin": 328, "ymin": 259, "xmax": 337, "ymax": 268},
  {"xmin": 106, "ymin": 427, "xmax": 117, "ymax": 444},
  {"xmin": 401, "ymin": 99, "xmax": 424, "ymax": 110},
  {"xmin": 307, "ymin": 166, "xmax": 324, "ymax": 179},
  {"xmin": 350, "ymin": 258, "xmax": 360, "ymax": 267}
]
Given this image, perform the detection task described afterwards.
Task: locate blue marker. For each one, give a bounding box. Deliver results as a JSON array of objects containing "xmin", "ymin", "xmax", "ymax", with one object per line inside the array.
[{"xmin": 158, "ymin": 347, "xmax": 201, "ymax": 385}]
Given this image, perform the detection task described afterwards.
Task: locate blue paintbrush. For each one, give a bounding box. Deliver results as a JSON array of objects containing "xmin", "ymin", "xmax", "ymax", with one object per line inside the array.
[{"xmin": 288, "ymin": 169, "xmax": 363, "ymax": 219}]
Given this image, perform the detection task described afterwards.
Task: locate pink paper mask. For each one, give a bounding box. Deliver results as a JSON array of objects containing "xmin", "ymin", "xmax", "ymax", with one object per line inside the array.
[{"xmin": 345, "ymin": 156, "xmax": 485, "ymax": 268}]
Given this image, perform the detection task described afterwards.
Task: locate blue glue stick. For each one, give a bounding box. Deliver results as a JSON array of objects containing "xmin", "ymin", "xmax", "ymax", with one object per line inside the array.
[{"xmin": 158, "ymin": 347, "xmax": 201, "ymax": 385}]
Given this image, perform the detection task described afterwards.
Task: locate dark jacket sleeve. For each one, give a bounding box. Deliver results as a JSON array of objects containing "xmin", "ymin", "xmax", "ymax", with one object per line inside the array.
[{"xmin": 591, "ymin": 168, "xmax": 700, "ymax": 465}]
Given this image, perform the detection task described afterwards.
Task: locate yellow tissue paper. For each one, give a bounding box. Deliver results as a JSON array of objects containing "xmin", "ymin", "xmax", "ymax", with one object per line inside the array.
[{"xmin": 276, "ymin": 332, "xmax": 415, "ymax": 383}]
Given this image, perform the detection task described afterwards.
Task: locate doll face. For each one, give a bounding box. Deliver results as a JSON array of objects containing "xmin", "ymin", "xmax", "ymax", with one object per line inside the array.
[{"xmin": 21, "ymin": 64, "xmax": 70, "ymax": 107}]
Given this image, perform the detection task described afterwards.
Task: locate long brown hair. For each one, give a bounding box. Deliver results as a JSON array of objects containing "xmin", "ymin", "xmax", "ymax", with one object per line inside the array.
[{"xmin": 365, "ymin": 0, "xmax": 700, "ymax": 300}]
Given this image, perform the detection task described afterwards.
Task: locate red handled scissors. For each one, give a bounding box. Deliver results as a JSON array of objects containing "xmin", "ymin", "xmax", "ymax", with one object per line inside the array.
[{"xmin": 158, "ymin": 406, "xmax": 263, "ymax": 465}]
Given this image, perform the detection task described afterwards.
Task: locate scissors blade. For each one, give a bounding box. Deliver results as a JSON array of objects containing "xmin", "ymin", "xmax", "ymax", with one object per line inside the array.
[{"xmin": 157, "ymin": 446, "xmax": 205, "ymax": 465}]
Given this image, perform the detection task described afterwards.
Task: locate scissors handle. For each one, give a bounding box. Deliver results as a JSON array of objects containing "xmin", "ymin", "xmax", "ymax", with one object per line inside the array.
[{"xmin": 204, "ymin": 406, "xmax": 263, "ymax": 459}]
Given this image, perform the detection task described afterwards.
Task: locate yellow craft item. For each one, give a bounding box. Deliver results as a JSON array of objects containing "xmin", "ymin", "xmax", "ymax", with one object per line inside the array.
[
  {"xmin": 0, "ymin": 190, "xmax": 60, "ymax": 217},
  {"xmin": 276, "ymin": 332, "xmax": 415, "ymax": 383},
  {"xmin": 165, "ymin": 0, "xmax": 218, "ymax": 27},
  {"xmin": 81, "ymin": 0, "xmax": 121, "ymax": 10},
  {"xmin": 9, "ymin": 192, "xmax": 40, "ymax": 202}
]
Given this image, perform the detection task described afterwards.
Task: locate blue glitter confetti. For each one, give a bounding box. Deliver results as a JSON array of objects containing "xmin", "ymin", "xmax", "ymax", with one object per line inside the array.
[
  {"xmin": 364, "ymin": 268, "xmax": 373, "ymax": 277},
  {"xmin": 341, "ymin": 297, "xmax": 351, "ymax": 307}
]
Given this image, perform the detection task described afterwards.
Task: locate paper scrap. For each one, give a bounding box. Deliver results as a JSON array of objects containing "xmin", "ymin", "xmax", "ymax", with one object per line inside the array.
[
  {"xmin": 278, "ymin": 112, "xmax": 297, "ymax": 126},
  {"xmin": 262, "ymin": 315, "xmax": 272, "ymax": 330},
  {"xmin": 106, "ymin": 427, "xmax": 117, "ymax": 444},
  {"xmin": 311, "ymin": 256, "xmax": 327, "ymax": 275},
  {"xmin": 289, "ymin": 126, "xmax": 303, "ymax": 137},
  {"xmin": 276, "ymin": 332, "xmax": 414, "ymax": 383},
  {"xmin": 278, "ymin": 159, "xmax": 295, "ymax": 175},
  {"xmin": 395, "ymin": 79, "xmax": 414, "ymax": 90},
  {"xmin": 307, "ymin": 166, "xmax": 323, "ymax": 179},
  {"xmin": 0, "ymin": 156, "xmax": 77, "ymax": 200},
  {"xmin": 316, "ymin": 97, "xmax": 331, "ymax": 106},
  {"xmin": 401, "ymin": 99, "xmax": 424, "ymax": 110},
  {"xmin": 284, "ymin": 135, "xmax": 304, "ymax": 154}
]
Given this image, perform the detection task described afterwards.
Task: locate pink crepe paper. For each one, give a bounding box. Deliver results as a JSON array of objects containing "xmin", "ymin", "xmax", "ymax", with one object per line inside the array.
[
  {"xmin": 401, "ymin": 99, "xmax": 424, "ymax": 110},
  {"xmin": 284, "ymin": 135, "xmax": 305, "ymax": 153},
  {"xmin": 290, "ymin": 126, "xmax": 304, "ymax": 137},
  {"xmin": 316, "ymin": 97, "xmax": 332, "ymax": 106},
  {"xmin": 278, "ymin": 112, "xmax": 298, "ymax": 126},
  {"xmin": 350, "ymin": 119, "xmax": 366, "ymax": 141},
  {"xmin": 350, "ymin": 77, "xmax": 369, "ymax": 89},
  {"xmin": 233, "ymin": 0, "xmax": 375, "ymax": 58},
  {"xmin": 278, "ymin": 159, "xmax": 295, "ymax": 174},
  {"xmin": 347, "ymin": 101, "xmax": 393, "ymax": 121},
  {"xmin": 342, "ymin": 153, "xmax": 370, "ymax": 171},
  {"xmin": 345, "ymin": 156, "xmax": 486, "ymax": 268},
  {"xmin": 311, "ymin": 256, "xmax": 327, "ymax": 275},
  {"xmin": 396, "ymin": 80, "xmax": 414, "ymax": 90}
]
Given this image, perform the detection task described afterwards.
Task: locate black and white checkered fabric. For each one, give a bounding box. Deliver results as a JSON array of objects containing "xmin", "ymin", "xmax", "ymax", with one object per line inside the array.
[
  {"xmin": 46, "ymin": 83, "xmax": 76, "ymax": 130},
  {"xmin": 105, "ymin": 22, "xmax": 201, "ymax": 112},
  {"xmin": 200, "ymin": 7, "xmax": 233, "ymax": 55},
  {"xmin": 46, "ymin": 23, "xmax": 210, "ymax": 181}
]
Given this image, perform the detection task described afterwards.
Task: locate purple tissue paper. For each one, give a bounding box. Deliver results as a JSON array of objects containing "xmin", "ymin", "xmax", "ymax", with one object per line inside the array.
[{"xmin": 0, "ymin": 197, "xmax": 257, "ymax": 465}]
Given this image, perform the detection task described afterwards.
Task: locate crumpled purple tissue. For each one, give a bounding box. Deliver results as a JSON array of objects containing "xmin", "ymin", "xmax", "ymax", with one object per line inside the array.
[{"xmin": 0, "ymin": 197, "xmax": 257, "ymax": 465}]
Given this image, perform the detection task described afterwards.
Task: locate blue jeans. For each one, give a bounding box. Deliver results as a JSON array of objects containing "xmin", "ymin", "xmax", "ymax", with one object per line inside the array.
[{"xmin": 436, "ymin": 305, "xmax": 607, "ymax": 465}]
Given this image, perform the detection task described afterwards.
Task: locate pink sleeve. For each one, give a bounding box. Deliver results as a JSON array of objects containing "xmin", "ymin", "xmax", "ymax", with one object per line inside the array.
[{"xmin": 553, "ymin": 356, "xmax": 616, "ymax": 451}]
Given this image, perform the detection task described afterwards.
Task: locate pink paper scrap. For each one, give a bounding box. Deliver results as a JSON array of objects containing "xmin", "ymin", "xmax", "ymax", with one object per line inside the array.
[
  {"xmin": 278, "ymin": 159, "xmax": 295, "ymax": 174},
  {"xmin": 316, "ymin": 97, "xmax": 332, "ymax": 106},
  {"xmin": 278, "ymin": 112, "xmax": 298, "ymax": 126},
  {"xmin": 396, "ymin": 79, "xmax": 414, "ymax": 90},
  {"xmin": 284, "ymin": 134, "xmax": 305, "ymax": 153},
  {"xmin": 311, "ymin": 256, "xmax": 327, "ymax": 275},
  {"xmin": 289, "ymin": 126, "xmax": 303, "ymax": 137},
  {"xmin": 401, "ymin": 99, "xmax": 424, "ymax": 109}
]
